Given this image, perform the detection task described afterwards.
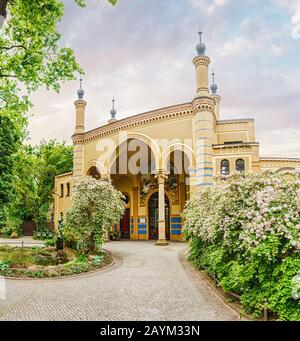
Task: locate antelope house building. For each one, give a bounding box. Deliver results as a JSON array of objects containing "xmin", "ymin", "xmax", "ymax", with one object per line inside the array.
[{"xmin": 54, "ymin": 32, "xmax": 300, "ymax": 245}]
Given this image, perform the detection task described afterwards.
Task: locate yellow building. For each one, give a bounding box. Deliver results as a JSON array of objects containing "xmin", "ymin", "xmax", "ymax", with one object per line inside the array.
[{"xmin": 54, "ymin": 32, "xmax": 300, "ymax": 244}]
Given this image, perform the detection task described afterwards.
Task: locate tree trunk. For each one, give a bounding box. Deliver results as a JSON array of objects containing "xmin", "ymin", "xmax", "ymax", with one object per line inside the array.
[{"xmin": 0, "ymin": 0, "xmax": 8, "ymax": 18}]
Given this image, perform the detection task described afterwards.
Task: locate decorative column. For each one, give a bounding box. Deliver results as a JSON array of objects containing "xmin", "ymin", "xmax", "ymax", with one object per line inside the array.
[
  {"xmin": 155, "ymin": 172, "xmax": 168, "ymax": 246},
  {"xmin": 132, "ymin": 186, "xmax": 139, "ymax": 240},
  {"xmin": 192, "ymin": 31, "xmax": 215, "ymax": 190},
  {"xmin": 72, "ymin": 79, "xmax": 86, "ymax": 191}
]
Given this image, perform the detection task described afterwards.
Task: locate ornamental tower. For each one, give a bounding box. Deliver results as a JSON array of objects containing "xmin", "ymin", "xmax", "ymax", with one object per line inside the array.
[
  {"xmin": 108, "ymin": 98, "xmax": 117, "ymax": 124},
  {"xmin": 210, "ymin": 70, "xmax": 221, "ymax": 120},
  {"xmin": 72, "ymin": 79, "xmax": 87, "ymax": 188},
  {"xmin": 192, "ymin": 31, "xmax": 216, "ymax": 189}
]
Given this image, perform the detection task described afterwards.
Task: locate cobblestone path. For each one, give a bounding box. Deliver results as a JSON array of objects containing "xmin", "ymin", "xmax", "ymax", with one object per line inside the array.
[{"xmin": 0, "ymin": 241, "xmax": 239, "ymax": 321}]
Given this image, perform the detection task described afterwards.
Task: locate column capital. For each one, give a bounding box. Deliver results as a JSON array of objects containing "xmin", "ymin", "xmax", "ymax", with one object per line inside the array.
[{"xmin": 154, "ymin": 170, "xmax": 168, "ymax": 183}]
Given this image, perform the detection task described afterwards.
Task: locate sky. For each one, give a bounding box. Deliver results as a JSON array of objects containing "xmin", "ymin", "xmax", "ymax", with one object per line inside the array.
[{"xmin": 27, "ymin": 0, "xmax": 300, "ymax": 157}]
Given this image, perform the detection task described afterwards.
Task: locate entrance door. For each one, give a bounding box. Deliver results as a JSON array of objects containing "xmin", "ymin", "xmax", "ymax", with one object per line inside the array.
[
  {"xmin": 148, "ymin": 192, "xmax": 170, "ymax": 240},
  {"xmin": 120, "ymin": 208, "xmax": 130, "ymax": 239},
  {"xmin": 23, "ymin": 221, "xmax": 36, "ymax": 236}
]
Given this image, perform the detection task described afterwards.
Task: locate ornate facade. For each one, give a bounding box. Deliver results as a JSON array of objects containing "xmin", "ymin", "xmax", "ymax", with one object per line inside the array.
[{"xmin": 54, "ymin": 32, "xmax": 300, "ymax": 244}]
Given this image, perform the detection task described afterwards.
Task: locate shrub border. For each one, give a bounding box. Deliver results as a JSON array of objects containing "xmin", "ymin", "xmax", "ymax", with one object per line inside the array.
[{"xmin": 0, "ymin": 249, "xmax": 115, "ymax": 281}]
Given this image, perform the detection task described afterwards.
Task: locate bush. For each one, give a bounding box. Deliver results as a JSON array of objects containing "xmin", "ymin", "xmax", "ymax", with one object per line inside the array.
[
  {"xmin": 63, "ymin": 177, "xmax": 125, "ymax": 254},
  {"xmin": 183, "ymin": 172, "xmax": 300, "ymax": 320},
  {"xmin": 0, "ymin": 226, "xmax": 13, "ymax": 238},
  {"xmin": 44, "ymin": 239, "xmax": 55, "ymax": 247}
]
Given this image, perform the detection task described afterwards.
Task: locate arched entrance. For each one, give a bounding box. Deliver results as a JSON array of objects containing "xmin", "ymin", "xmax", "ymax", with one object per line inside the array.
[{"xmin": 148, "ymin": 192, "xmax": 170, "ymax": 240}]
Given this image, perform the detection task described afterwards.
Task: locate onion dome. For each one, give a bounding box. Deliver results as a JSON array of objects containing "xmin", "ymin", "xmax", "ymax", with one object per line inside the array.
[
  {"xmin": 110, "ymin": 98, "xmax": 116, "ymax": 119},
  {"xmin": 77, "ymin": 78, "xmax": 84, "ymax": 99},
  {"xmin": 196, "ymin": 30, "xmax": 206, "ymax": 55},
  {"xmin": 210, "ymin": 71, "xmax": 218, "ymax": 94}
]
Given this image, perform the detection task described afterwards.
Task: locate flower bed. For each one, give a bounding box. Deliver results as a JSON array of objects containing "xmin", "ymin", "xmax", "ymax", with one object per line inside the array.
[
  {"xmin": 0, "ymin": 245, "xmax": 112, "ymax": 278},
  {"xmin": 183, "ymin": 172, "xmax": 300, "ymax": 320}
]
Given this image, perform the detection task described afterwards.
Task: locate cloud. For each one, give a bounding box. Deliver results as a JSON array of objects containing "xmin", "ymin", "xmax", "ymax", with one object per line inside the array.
[
  {"xmin": 189, "ymin": 0, "xmax": 229, "ymax": 14},
  {"xmin": 219, "ymin": 37, "xmax": 253, "ymax": 57},
  {"xmin": 26, "ymin": 0, "xmax": 300, "ymax": 159},
  {"xmin": 275, "ymin": 0, "xmax": 300, "ymax": 39},
  {"xmin": 291, "ymin": 5, "xmax": 300, "ymax": 38}
]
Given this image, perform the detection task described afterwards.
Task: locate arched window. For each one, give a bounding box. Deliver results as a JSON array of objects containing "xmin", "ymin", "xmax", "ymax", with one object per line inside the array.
[
  {"xmin": 236, "ymin": 159, "xmax": 245, "ymax": 173},
  {"xmin": 221, "ymin": 159, "xmax": 230, "ymax": 176}
]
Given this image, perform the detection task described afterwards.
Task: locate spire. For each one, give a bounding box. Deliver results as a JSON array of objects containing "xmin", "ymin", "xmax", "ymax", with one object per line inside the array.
[
  {"xmin": 110, "ymin": 97, "xmax": 117, "ymax": 119},
  {"xmin": 210, "ymin": 70, "xmax": 218, "ymax": 94},
  {"xmin": 77, "ymin": 78, "xmax": 84, "ymax": 100},
  {"xmin": 196, "ymin": 28, "xmax": 206, "ymax": 55},
  {"xmin": 199, "ymin": 30, "xmax": 202, "ymax": 42}
]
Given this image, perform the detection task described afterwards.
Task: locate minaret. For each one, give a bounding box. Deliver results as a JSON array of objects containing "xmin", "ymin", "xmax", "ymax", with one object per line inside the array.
[
  {"xmin": 72, "ymin": 79, "xmax": 87, "ymax": 189},
  {"xmin": 74, "ymin": 79, "xmax": 86, "ymax": 134},
  {"xmin": 193, "ymin": 30, "xmax": 210, "ymax": 97},
  {"xmin": 210, "ymin": 70, "xmax": 221, "ymax": 120},
  {"xmin": 192, "ymin": 30, "xmax": 215, "ymax": 189},
  {"xmin": 108, "ymin": 98, "xmax": 117, "ymax": 124}
]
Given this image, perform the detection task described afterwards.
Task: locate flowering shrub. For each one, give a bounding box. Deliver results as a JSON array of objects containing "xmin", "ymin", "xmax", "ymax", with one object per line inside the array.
[
  {"xmin": 183, "ymin": 172, "xmax": 300, "ymax": 320},
  {"xmin": 63, "ymin": 177, "xmax": 125, "ymax": 254}
]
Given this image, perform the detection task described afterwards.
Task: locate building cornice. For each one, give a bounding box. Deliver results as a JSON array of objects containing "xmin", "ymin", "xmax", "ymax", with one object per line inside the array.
[
  {"xmin": 55, "ymin": 172, "xmax": 73, "ymax": 179},
  {"xmin": 213, "ymin": 142, "xmax": 259, "ymax": 148},
  {"xmin": 72, "ymin": 102, "xmax": 194, "ymax": 144},
  {"xmin": 260, "ymin": 157, "xmax": 300, "ymax": 162},
  {"xmin": 217, "ymin": 119, "xmax": 254, "ymax": 124}
]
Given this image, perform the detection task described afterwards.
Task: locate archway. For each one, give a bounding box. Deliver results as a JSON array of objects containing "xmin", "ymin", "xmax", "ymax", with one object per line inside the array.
[
  {"xmin": 148, "ymin": 192, "xmax": 170, "ymax": 240},
  {"xmin": 86, "ymin": 166, "xmax": 101, "ymax": 179}
]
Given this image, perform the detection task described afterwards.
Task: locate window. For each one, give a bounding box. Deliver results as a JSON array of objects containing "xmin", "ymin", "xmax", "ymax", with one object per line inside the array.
[
  {"xmin": 221, "ymin": 159, "xmax": 230, "ymax": 176},
  {"xmin": 60, "ymin": 183, "xmax": 64, "ymax": 197},
  {"xmin": 236, "ymin": 159, "xmax": 245, "ymax": 173},
  {"xmin": 66, "ymin": 182, "xmax": 70, "ymax": 197}
]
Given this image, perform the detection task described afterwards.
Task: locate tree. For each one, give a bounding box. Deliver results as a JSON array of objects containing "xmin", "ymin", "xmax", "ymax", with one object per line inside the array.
[
  {"xmin": 63, "ymin": 177, "xmax": 125, "ymax": 254},
  {"xmin": 0, "ymin": 115, "xmax": 22, "ymax": 225},
  {"xmin": 6, "ymin": 140, "xmax": 73, "ymax": 231},
  {"xmin": 34, "ymin": 139, "xmax": 73, "ymax": 224},
  {"xmin": 0, "ymin": 0, "xmax": 117, "ymax": 222}
]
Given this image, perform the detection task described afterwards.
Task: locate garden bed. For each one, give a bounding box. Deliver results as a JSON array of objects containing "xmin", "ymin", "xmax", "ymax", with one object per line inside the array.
[{"xmin": 0, "ymin": 245, "xmax": 113, "ymax": 278}]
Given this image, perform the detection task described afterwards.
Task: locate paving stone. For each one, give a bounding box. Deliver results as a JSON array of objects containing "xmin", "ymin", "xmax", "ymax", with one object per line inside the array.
[{"xmin": 0, "ymin": 241, "xmax": 239, "ymax": 321}]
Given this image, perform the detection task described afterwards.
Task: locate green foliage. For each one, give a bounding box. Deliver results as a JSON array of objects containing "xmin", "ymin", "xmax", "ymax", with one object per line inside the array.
[
  {"xmin": 0, "ymin": 245, "xmax": 42, "ymax": 267},
  {"xmin": 44, "ymin": 239, "xmax": 56, "ymax": 247},
  {"xmin": 0, "ymin": 260, "xmax": 10, "ymax": 270},
  {"xmin": 184, "ymin": 172, "xmax": 300, "ymax": 320},
  {"xmin": 0, "ymin": 0, "xmax": 119, "ymax": 231},
  {"xmin": 63, "ymin": 177, "xmax": 125, "ymax": 254},
  {"xmin": 91, "ymin": 254, "xmax": 104, "ymax": 266},
  {"xmin": 5, "ymin": 140, "xmax": 73, "ymax": 230},
  {"xmin": 0, "ymin": 0, "xmax": 81, "ymax": 223},
  {"xmin": 0, "ymin": 115, "xmax": 23, "ymax": 225},
  {"xmin": 0, "ymin": 245, "xmax": 112, "ymax": 277},
  {"xmin": 75, "ymin": 254, "xmax": 88, "ymax": 263}
]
